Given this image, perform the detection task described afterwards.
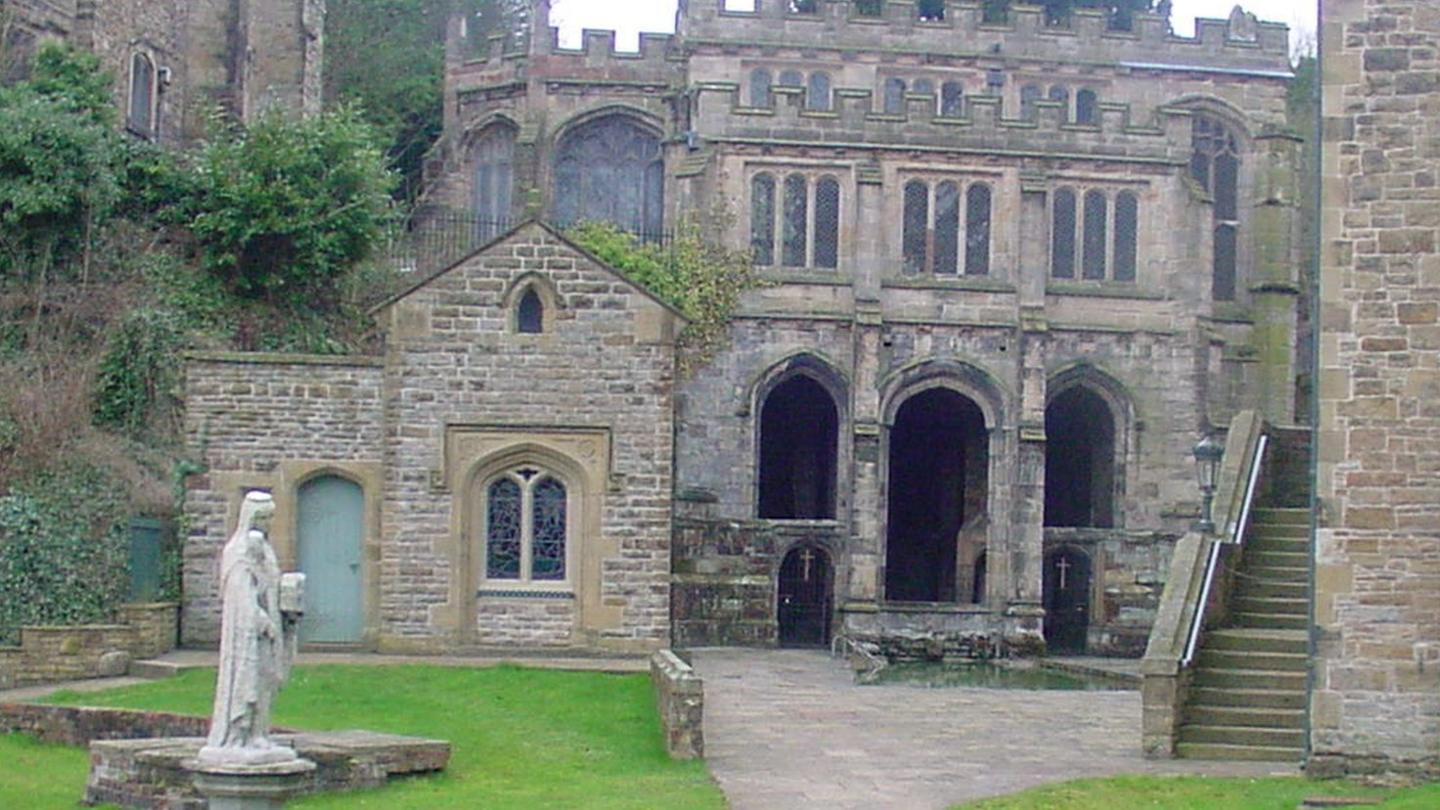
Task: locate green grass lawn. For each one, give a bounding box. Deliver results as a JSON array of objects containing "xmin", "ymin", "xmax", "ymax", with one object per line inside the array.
[
  {"xmin": 29, "ymin": 664, "xmax": 726, "ymax": 809},
  {"xmin": 954, "ymin": 773, "xmax": 1440, "ymax": 809}
]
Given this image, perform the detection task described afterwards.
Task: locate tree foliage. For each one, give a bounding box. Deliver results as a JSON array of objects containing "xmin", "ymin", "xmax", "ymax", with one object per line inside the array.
[{"xmin": 184, "ymin": 107, "xmax": 396, "ymax": 307}]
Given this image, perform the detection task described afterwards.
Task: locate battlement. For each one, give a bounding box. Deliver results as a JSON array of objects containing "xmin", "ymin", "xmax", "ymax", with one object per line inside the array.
[
  {"xmin": 694, "ymin": 79, "xmax": 1196, "ymax": 162},
  {"xmin": 681, "ymin": 1, "xmax": 1291, "ymax": 75},
  {"xmin": 449, "ymin": 5, "xmax": 679, "ymax": 87}
]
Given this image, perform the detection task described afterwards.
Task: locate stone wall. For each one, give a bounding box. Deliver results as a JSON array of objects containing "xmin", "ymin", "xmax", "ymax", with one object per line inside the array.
[
  {"xmin": 1044, "ymin": 529, "xmax": 1177, "ymax": 658},
  {"xmin": 0, "ymin": 604, "xmax": 178, "ymax": 689},
  {"xmin": 181, "ymin": 354, "xmax": 385, "ymax": 645},
  {"xmin": 1313, "ymin": 0, "xmax": 1440, "ymax": 779},
  {"xmin": 650, "ymin": 649, "xmax": 704, "ymax": 760},
  {"xmin": 0, "ymin": 704, "xmax": 210, "ymax": 746}
]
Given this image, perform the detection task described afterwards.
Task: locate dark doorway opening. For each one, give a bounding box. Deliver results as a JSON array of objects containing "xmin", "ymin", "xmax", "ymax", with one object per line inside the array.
[
  {"xmin": 1043, "ymin": 547, "xmax": 1091, "ymax": 653},
  {"xmin": 778, "ymin": 545, "xmax": 832, "ymax": 646},
  {"xmin": 1044, "ymin": 386, "xmax": 1116, "ymax": 528},
  {"xmin": 759, "ymin": 375, "xmax": 838, "ymax": 519},
  {"xmin": 885, "ymin": 388, "xmax": 988, "ymax": 602},
  {"xmin": 971, "ymin": 550, "xmax": 987, "ymax": 605}
]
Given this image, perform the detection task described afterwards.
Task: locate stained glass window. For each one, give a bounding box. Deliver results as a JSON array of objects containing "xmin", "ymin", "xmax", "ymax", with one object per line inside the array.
[
  {"xmin": 1083, "ymin": 190, "xmax": 1108, "ymax": 280},
  {"xmin": 751, "ymin": 174, "xmax": 776, "ymax": 266},
  {"xmin": 486, "ymin": 478, "xmax": 522, "ymax": 579},
  {"xmin": 903, "ymin": 180, "xmax": 929, "ymax": 275},
  {"xmin": 934, "ymin": 182, "xmax": 961, "ymax": 275},
  {"xmin": 1214, "ymin": 223, "xmax": 1238, "ymax": 301},
  {"xmin": 1191, "ymin": 115, "xmax": 1242, "ymax": 301},
  {"xmin": 807, "ymin": 72, "xmax": 832, "ymax": 111},
  {"xmin": 128, "ymin": 53, "xmax": 155, "ymax": 137},
  {"xmin": 941, "ymin": 82, "xmax": 965, "ymax": 118},
  {"xmin": 814, "ymin": 177, "xmax": 841, "ymax": 270},
  {"xmin": 1075, "ymin": 89, "xmax": 1098, "ymax": 125},
  {"xmin": 1114, "ymin": 192, "xmax": 1138, "ymax": 283},
  {"xmin": 966, "ymin": 184, "xmax": 992, "ymax": 276},
  {"xmin": 1052, "ymin": 188, "xmax": 1077, "ymax": 279},
  {"xmin": 749, "ymin": 68, "xmax": 773, "ymax": 107},
  {"xmin": 531, "ymin": 478, "xmax": 567, "ymax": 581},
  {"xmin": 517, "ymin": 288, "xmax": 543, "ymax": 333},
  {"xmin": 884, "ymin": 78, "xmax": 907, "ymax": 115},
  {"xmin": 473, "ymin": 127, "xmax": 515, "ymax": 241},
  {"xmin": 553, "ymin": 116, "xmax": 663, "ymax": 236},
  {"xmin": 783, "ymin": 174, "xmax": 809, "ymax": 267}
]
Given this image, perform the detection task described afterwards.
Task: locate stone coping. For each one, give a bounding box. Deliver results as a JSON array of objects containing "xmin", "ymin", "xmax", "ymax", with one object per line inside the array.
[{"xmin": 184, "ymin": 351, "xmax": 384, "ymax": 367}]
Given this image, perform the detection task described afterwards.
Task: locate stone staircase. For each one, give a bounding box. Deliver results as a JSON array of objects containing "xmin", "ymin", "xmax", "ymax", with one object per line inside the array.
[{"xmin": 1177, "ymin": 427, "xmax": 1313, "ymax": 762}]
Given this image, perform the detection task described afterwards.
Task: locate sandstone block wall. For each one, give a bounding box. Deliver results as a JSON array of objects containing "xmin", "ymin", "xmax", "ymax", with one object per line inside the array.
[
  {"xmin": 0, "ymin": 604, "xmax": 178, "ymax": 689},
  {"xmin": 650, "ymin": 649, "xmax": 704, "ymax": 759},
  {"xmin": 1314, "ymin": 0, "xmax": 1440, "ymax": 778},
  {"xmin": 181, "ymin": 355, "xmax": 385, "ymax": 645}
]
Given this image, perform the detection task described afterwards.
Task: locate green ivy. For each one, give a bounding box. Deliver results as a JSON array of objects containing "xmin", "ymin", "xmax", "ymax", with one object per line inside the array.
[
  {"xmin": 93, "ymin": 308, "xmax": 187, "ymax": 438},
  {"xmin": 0, "ymin": 465, "xmax": 129, "ymax": 644}
]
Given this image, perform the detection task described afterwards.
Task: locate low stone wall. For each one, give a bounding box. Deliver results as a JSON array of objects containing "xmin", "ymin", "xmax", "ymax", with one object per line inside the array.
[
  {"xmin": 0, "ymin": 704, "xmax": 210, "ymax": 746},
  {"xmin": 1044, "ymin": 528, "xmax": 1179, "ymax": 658},
  {"xmin": 650, "ymin": 650, "xmax": 703, "ymax": 759},
  {"xmin": 0, "ymin": 603, "xmax": 178, "ymax": 689}
]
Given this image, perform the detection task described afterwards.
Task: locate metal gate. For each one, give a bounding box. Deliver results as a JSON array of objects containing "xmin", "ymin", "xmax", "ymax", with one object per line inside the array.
[
  {"xmin": 777, "ymin": 545, "xmax": 832, "ymax": 647},
  {"xmin": 1043, "ymin": 548, "xmax": 1091, "ymax": 654}
]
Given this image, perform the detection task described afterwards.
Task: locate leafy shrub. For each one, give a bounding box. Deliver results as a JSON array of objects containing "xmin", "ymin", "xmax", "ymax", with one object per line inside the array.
[
  {"xmin": 93, "ymin": 308, "xmax": 186, "ymax": 438},
  {"xmin": 0, "ymin": 465, "xmax": 130, "ymax": 643},
  {"xmin": 185, "ymin": 107, "xmax": 396, "ymax": 308}
]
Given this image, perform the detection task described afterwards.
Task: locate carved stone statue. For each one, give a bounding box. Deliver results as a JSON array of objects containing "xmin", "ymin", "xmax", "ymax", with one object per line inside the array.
[{"xmin": 197, "ymin": 491, "xmax": 305, "ymax": 768}]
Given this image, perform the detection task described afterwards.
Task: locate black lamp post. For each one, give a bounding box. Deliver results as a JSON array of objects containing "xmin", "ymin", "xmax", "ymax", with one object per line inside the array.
[{"xmin": 1193, "ymin": 433, "xmax": 1223, "ymax": 535}]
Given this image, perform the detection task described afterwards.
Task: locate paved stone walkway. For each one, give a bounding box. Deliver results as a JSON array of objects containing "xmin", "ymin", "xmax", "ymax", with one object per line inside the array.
[{"xmin": 690, "ymin": 648, "xmax": 1297, "ymax": 810}]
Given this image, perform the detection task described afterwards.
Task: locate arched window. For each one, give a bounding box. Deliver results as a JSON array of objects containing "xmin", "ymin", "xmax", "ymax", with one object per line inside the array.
[
  {"xmin": 759, "ymin": 374, "xmax": 839, "ymax": 519},
  {"xmin": 814, "ymin": 177, "xmax": 841, "ymax": 270},
  {"xmin": 1082, "ymin": 190, "xmax": 1108, "ymax": 280},
  {"xmin": 553, "ymin": 116, "xmax": 663, "ymax": 236},
  {"xmin": 940, "ymin": 82, "xmax": 965, "ymax": 118},
  {"xmin": 1051, "ymin": 188, "xmax": 1078, "ymax": 279},
  {"xmin": 884, "ymin": 78, "xmax": 907, "ymax": 115},
  {"xmin": 749, "ymin": 68, "xmax": 773, "ymax": 107},
  {"xmin": 1045, "ymin": 385, "xmax": 1119, "ymax": 528},
  {"xmin": 128, "ymin": 53, "xmax": 155, "ymax": 137},
  {"xmin": 517, "ymin": 288, "xmax": 544, "ymax": 334},
  {"xmin": 1048, "ymin": 85, "xmax": 1070, "ymax": 121},
  {"xmin": 779, "ymin": 69, "xmax": 804, "ymax": 88},
  {"xmin": 751, "ymin": 173, "xmax": 777, "ymax": 266},
  {"xmin": 917, "ymin": 0, "xmax": 946, "ymax": 21},
  {"xmin": 934, "ymin": 181, "xmax": 961, "ymax": 275},
  {"xmin": 807, "ymin": 72, "xmax": 832, "ymax": 111},
  {"xmin": 1114, "ymin": 191, "xmax": 1139, "ymax": 282},
  {"xmin": 966, "ymin": 184, "xmax": 992, "ymax": 276},
  {"xmin": 1075, "ymin": 89, "xmax": 1098, "ymax": 125},
  {"xmin": 1020, "ymin": 83, "xmax": 1042, "ymax": 121},
  {"xmin": 473, "ymin": 126, "xmax": 515, "ymax": 240},
  {"xmin": 484, "ymin": 470, "xmax": 568, "ymax": 582},
  {"xmin": 783, "ymin": 174, "xmax": 809, "ymax": 267},
  {"xmin": 902, "ymin": 180, "xmax": 929, "ymax": 275},
  {"xmin": 1192, "ymin": 115, "xmax": 1241, "ymax": 301}
]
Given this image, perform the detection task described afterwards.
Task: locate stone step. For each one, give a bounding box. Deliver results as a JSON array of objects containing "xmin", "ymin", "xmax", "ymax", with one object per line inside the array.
[
  {"xmin": 1241, "ymin": 565, "xmax": 1308, "ymax": 584},
  {"xmin": 1246, "ymin": 550, "xmax": 1310, "ymax": 569},
  {"xmin": 1233, "ymin": 596, "xmax": 1309, "ymax": 618},
  {"xmin": 1234, "ymin": 580, "xmax": 1309, "ymax": 600},
  {"xmin": 1185, "ymin": 704, "xmax": 1305, "ymax": 729},
  {"xmin": 1246, "ymin": 536, "xmax": 1309, "ymax": 554},
  {"xmin": 1234, "ymin": 611, "xmax": 1308, "ymax": 631},
  {"xmin": 1247, "ymin": 523, "xmax": 1310, "ymax": 539},
  {"xmin": 1188, "ymin": 686, "xmax": 1306, "ymax": 710},
  {"xmin": 1193, "ymin": 667, "xmax": 1306, "ymax": 691},
  {"xmin": 1176, "ymin": 741, "xmax": 1302, "ymax": 762},
  {"xmin": 1197, "ymin": 649, "xmax": 1308, "ymax": 673},
  {"xmin": 1249, "ymin": 508, "xmax": 1310, "ymax": 526},
  {"xmin": 1205, "ymin": 628, "xmax": 1307, "ymax": 655},
  {"xmin": 1179, "ymin": 723, "xmax": 1306, "ymax": 748}
]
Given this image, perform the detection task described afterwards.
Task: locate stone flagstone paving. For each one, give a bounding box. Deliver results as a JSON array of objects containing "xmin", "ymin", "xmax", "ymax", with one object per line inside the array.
[{"xmin": 690, "ymin": 648, "xmax": 1296, "ymax": 810}]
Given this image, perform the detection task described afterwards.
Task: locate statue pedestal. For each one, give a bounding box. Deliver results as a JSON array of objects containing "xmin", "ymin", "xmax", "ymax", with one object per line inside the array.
[{"xmin": 187, "ymin": 757, "xmax": 316, "ymax": 810}]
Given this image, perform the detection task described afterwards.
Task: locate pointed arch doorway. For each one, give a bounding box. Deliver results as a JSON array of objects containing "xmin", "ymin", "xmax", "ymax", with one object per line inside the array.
[
  {"xmin": 1043, "ymin": 547, "xmax": 1091, "ymax": 654},
  {"xmin": 777, "ymin": 545, "xmax": 832, "ymax": 647},
  {"xmin": 297, "ymin": 475, "xmax": 366, "ymax": 645}
]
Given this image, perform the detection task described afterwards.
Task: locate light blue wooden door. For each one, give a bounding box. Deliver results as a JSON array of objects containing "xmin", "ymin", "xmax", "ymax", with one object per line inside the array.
[{"xmin": 297, "ymin": 476, "xmax": 365, "ymax": 644}]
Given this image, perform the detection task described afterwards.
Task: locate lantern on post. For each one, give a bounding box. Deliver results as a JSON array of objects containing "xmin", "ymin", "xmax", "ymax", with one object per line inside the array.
[{"xmin": 1192, "ymin": 433, "xmax": 1224, "ymax": 535}]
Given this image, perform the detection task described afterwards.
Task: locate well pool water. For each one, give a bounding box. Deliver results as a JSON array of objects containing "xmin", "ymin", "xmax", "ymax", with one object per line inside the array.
[{"xmin": 862, "ymin": 660, "xmax": 1131, "ymax": 691}]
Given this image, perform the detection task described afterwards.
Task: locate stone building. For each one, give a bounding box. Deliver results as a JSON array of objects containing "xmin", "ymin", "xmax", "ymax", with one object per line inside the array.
[
  {"xmin": 1312, "ymin": 0, "xmax": 1440, "ymax": 778},
  {"xmin": 1, "ymin": 0, "xmax": 322, "ymax": 143},
  {"xmin": 416, "ymin": 0, "xmax": 1303, "ymax": 657}
]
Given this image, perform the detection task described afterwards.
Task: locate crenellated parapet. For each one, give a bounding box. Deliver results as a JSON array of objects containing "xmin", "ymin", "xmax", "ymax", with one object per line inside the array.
[{"xmin": 680, "ymin": 1, "xmax": 1291, "ymax": 76}]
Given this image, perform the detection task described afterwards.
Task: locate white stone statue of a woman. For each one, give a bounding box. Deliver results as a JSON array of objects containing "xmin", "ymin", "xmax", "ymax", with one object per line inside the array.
[{"xmin": 197, "ymin": 491, "xmax": 303, "ymax": 767}]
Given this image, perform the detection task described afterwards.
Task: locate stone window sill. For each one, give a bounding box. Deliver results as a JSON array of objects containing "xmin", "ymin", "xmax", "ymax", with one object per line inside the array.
[
  {"xmin": 476, "ymin": 588, "xmax": 575, "ymax": 600},
  {"xmin": 1046, "ymin": 282, "xmax": 1162, "ymax": 301}
]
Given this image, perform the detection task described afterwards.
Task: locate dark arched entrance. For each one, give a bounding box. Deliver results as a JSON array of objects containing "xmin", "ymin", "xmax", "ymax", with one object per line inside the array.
[
  {"xmin": 759, "ymin": 375, "xmax": 839, "ymax": 519},
  {"xmin": 1043, "ymin": 547, "xmax": 1091, "ymax": 654},
  {"xmin": 778, "ymin": 545, "xmax": 832, "ymax": 647},
  {"xmin": 1044, "ymin": 386, "xmax": 1117, "ymax": 528},
  {"xmin": 885, "ymin": 388, "xmax": 988, "ymax": 602}
]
